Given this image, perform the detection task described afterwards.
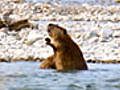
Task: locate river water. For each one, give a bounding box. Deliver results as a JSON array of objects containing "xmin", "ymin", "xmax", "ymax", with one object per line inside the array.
[
  {"xmin": 0, "ymin": 62, "xmax": 120, "ymax": 90},
  {"xmin": 26, "ymin": 0, "xmax": 120, "ymax": 5}
]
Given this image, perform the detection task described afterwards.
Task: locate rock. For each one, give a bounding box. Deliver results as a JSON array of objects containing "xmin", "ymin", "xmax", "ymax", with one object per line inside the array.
[
  {"xmin": 98, "ymin": 29, "xmax": 113, "ymax": 38},
  {"xmin": 0, "ymin": 53, "xmax": 10, "ymax": 62},
  {"xmin": 0, "ymin": 20, "xmax": 7, "ymax": 28},
  {"xmin": 8, "ymin": 19, "xmax": 31, "ymax": 31},
  {"xmin": 88, "ymin": 37, "xmax": 99, "ymax": 44},
  {"xmin": 24, "ymin": 30, "xmax": 42, "ymax": 46},
  {"xmin": 18, "ymin": 28, "xmax": 29, "ymax": 38},
  {"xmin": 0, "ymin": 28, "xmax": 9, "ymax": 34},
  {"xmin": 8, "ymin": 14, "xmax": 21, "ymax": 23},
  {"xmin": 81, "ymin": 31, "xmax": 98, "ymax": 40},
  {"xmin": 112, "ymin": 26, "xmax": 120, "ymax": 30},
  {"xmin": 112, "ymin": 31, "xmax": 120, "ymax": 37},
  {"xmin": 0, "ymin": 31, "xmax": 7, "ymax": 38},
  {"xmin": 11, "ymin": 57, "xmax": 25, "ymax": 62},
  {"xmin": 99, "ymin": 37, "xmax": 111, "ymax": 42},
  {"xmin": 44, "ymin": 4, "xmax": 50, "ymax": 9},
  {"xmin": 0, "ymin": 58, "xmax": 8, "ymax": 62},
  {"xmin": 2, "ymin": 9, "xmax": 13, "ymax": 24},
  {"xmin": 33, "ymin": 57, "xmax": 44, "ymax": 62}
]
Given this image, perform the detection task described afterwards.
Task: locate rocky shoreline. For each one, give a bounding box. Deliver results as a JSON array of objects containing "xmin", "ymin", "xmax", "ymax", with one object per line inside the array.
[
  {"xmin": 1, "ymin": 1, "xmax": 120, "ymax": 22},
  {"xmin": 0, "ymin": 1, "xmax": 120, "ymax": 63}
]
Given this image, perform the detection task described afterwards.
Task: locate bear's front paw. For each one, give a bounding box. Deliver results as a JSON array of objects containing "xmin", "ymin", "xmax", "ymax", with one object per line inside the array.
[{"xmin": 45, "ymin": 38, "xmax": 51, "ymax": 45}]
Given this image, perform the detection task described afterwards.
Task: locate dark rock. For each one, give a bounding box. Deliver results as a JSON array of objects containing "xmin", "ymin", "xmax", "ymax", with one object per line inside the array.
[
  {"xmin": 8, "ymin": 19, "xmax": 31, "ymax": 31},
  {"xmin": 0, "ymin": 58, "xmax": 9, "ymax": 62},
  {"xmin": 0, "ymin": 21, "xmax": 7, "ymax": 29}
]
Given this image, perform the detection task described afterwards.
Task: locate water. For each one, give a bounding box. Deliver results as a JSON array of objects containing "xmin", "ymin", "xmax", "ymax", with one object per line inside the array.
[
  {"xmin": 26, "ymin": 0, "xmax": 120, "ymax": 5},
  {"xmin": 35, "ymin": 20, "xmax": 120, "ymax": 25},
  {"xmin": 0, "ymin": 62, "xmax": 120, "ymax": 90}
]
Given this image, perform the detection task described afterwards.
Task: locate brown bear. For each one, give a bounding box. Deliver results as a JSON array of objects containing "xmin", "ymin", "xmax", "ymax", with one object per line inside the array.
[{"xmin": 40, "ymin": 24, "xmax": 88, "ymax": 71}]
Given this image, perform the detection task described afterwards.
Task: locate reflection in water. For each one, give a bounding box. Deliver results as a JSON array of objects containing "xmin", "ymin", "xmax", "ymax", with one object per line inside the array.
[{"xmin": 0, "ymin": 62, "xmax": 120, "ymax": 90}]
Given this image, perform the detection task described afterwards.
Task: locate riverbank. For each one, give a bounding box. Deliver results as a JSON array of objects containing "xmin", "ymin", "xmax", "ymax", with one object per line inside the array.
[
  {"xmin": 0, "ymin": 1, "xmax": 120, "ymax": 63},
  {"xmin": 1, "ymin": 1, "xmax": 120, "ymax": 22},
  {"xmin": 0, "ymin": 21, "xmax": 120, "ymax": 63}
]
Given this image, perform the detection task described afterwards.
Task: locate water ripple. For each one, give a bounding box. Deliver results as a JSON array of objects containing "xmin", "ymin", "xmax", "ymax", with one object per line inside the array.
[{"xmin": 0, "ymin": 62, "xmax": 120, "ymax": 90}]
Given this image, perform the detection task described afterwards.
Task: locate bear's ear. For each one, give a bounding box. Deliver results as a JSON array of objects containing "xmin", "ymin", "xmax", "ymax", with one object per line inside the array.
[{"xmin": 63, "ymin": 29, "xmax": 67, "ymax": 34}]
